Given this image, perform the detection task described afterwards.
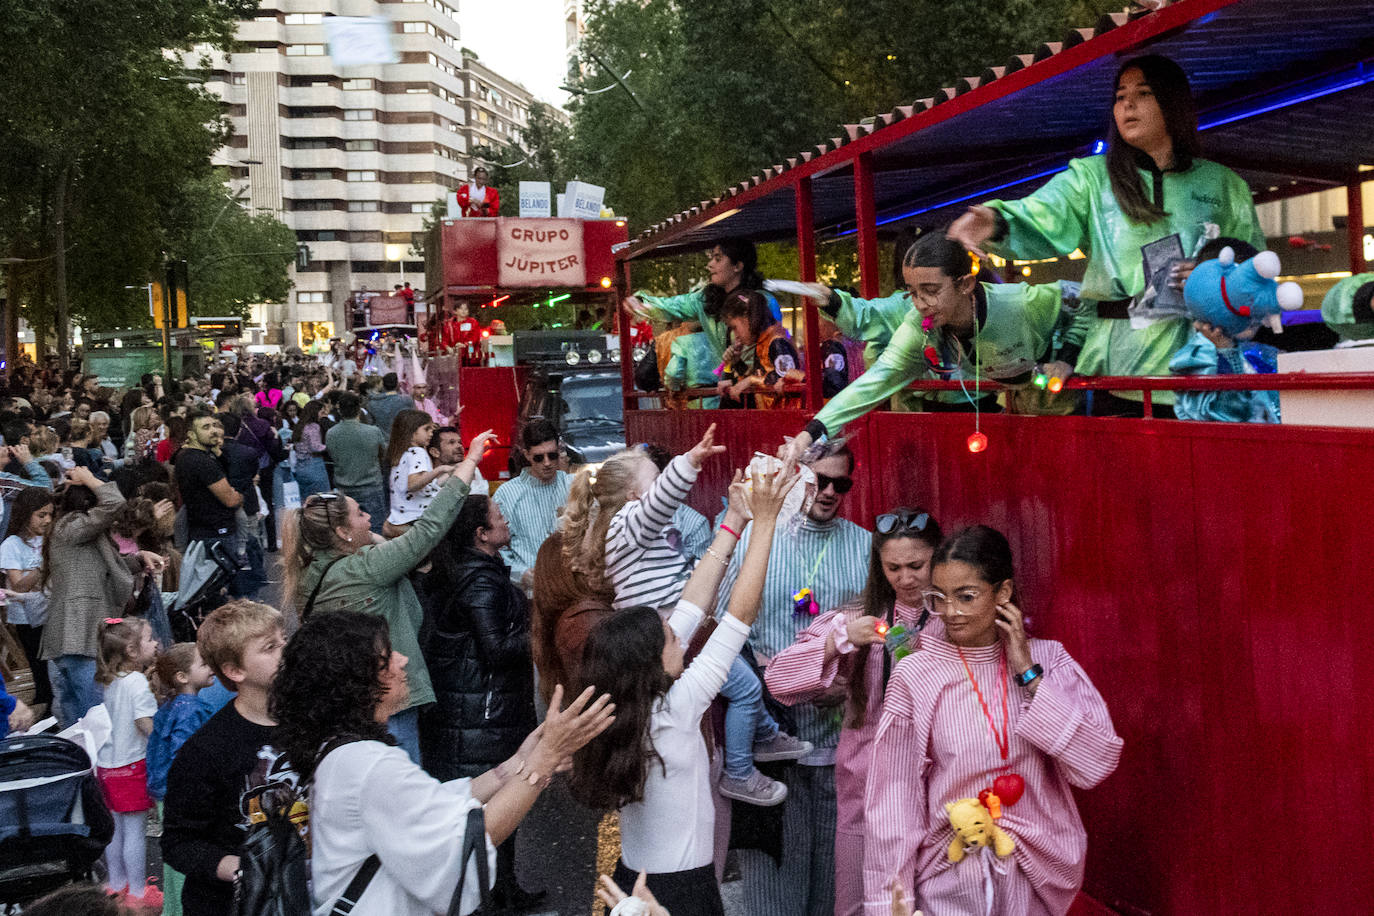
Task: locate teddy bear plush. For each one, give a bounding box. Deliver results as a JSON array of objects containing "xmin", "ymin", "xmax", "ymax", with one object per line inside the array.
[
  {"xmin": 1182, "ymin": 246, "xmax": 1303, "ymax": 339},
  {"xmin": 945, "ymin": 797, "xmax": 1015, "ymax": 863}
]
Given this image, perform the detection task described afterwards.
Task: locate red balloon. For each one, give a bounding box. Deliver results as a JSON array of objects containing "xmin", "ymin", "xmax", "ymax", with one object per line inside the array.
[{"xmin": 993, "ymin": 773, "xmax": 1025, "ymax": 806}]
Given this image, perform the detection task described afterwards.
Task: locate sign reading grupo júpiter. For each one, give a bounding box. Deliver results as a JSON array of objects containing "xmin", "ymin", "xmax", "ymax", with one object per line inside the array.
[{"xmin": 497, "ymin": 219, "xmax": 585, "ymax": 287}]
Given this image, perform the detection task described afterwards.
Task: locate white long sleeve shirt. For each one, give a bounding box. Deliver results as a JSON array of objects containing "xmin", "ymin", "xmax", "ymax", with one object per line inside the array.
[
  {"xmin": 310, "ymin": 741, "xmax": 497, "ymax": 916},
  {"xmin": 618, "ymin": 605, "xmax": 749, "ymax": 874}
]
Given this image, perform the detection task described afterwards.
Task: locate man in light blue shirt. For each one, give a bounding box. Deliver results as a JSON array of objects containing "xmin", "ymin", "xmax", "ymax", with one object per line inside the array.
[{"xmin": 493, "ymin": 419, "xmax": 571, "ymax": 591}]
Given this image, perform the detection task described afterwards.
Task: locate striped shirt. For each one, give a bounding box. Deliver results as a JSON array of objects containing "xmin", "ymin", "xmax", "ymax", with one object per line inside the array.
[
  {"xmin": 669, "ymin": 503, "xmax": 712, "ymax": 563},
  {"xmin": 607, "ymin": 454, "xmax": 699, "ymax": 610},
  {"xmin": 494, "ymin": 468, "xmax": 572, "ymax": 587},
  {"xmin": 861, "ymin": 637, "xmax": 1122, "ymax": 915},
  {"xmin": 714, "ymin": 515, "xmax": 872, "ymax": 761}
]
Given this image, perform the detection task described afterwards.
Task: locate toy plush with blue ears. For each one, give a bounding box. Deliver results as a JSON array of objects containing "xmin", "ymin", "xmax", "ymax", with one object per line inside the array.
[{"xmin": 1183, "ymin": 247, "xmax": 1304, "ymax": 338}]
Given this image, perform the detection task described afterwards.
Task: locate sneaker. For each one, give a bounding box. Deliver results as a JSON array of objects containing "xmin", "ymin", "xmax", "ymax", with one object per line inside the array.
[
  {"xmin": 126, "ymin": 885, "xmax": 164, "ymax": 911},
  {"xmin": 752, "ymin": 732, "xmax": 814, "ymax": 763},
  {"xmin": 718, "ymin": 768, "xmax": 787, "ymax": 806}
]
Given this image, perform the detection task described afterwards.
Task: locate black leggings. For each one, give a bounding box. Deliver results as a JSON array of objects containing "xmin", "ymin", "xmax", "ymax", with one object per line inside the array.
[
  {"xmin": 13, "ymin": 623, "xmax": 52, "ymax": 708},
  {"xmin": 611, "ymin": 860, "xmax": 723, "ymax": 916}
]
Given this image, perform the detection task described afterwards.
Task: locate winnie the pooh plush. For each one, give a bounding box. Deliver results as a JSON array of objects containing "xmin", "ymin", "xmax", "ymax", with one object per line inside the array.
[{"xmin": 945, "ymin": 798, "xmax": 1015, "ymax": 863}]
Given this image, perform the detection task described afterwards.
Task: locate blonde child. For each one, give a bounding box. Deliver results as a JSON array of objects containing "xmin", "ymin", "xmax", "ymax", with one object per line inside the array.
[
  {"xmin": 147, "ymin": 643, "xmax": 215, "ymax": 916},
  {"xmin": 95, "ymin": 617, "xmax": 162, "ymax": 910},
  {"xmin": 562, "ymin": 423, "xmax": 811, "ymax": 806}
]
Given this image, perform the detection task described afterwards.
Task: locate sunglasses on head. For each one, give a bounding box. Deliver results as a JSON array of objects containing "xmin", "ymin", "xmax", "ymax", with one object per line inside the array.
[
  {"xmin": 876, "ymin": 511, "xmax": 930, "ymax": 535},
  {"xmin": 815, "ymin": 474, "xmax": 853, "ymax": 495}
]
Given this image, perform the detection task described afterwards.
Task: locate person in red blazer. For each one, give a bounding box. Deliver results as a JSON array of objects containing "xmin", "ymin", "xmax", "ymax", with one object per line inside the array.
[{"xmin": 456, "ymin": 167, "xmax": 500, "ymax": 217}]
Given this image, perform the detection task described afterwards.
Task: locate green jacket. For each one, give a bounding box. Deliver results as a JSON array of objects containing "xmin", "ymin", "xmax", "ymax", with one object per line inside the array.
[
  {"xmin": 299, "ymin": 474, "xmax": 471, "ymax": 709},
  {"xmin": 827, "ymin": 289, "xmax": 911, "ymax": 369},
  {"xmin": 1321, "ymin": 273, "xmax": 1374, "ymax": 341},
  {"xmin": 812, "ymin": 282, "xmax": 1066, "ymax": 434},
  {"xmin": 986, "ymin": 154, "xmax": 1264, "ymax": 391},
  {"xmin": 636, "ymin": 287, "xmax": 729, "ymax": 360}
]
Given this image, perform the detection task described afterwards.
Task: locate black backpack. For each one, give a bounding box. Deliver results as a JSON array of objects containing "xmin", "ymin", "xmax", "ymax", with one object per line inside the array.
[{"xmin": 232, "ymin": 738, "xmax": 377, "ymax": 916}]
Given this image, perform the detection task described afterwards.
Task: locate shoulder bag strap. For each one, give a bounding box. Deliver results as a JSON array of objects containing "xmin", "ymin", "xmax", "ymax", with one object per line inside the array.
[
  {"xmin": 317, "ymin": 735, "xmax": 381, "ymax": 916},
  {"xmin": 302, "ymin": 555, "xmax": 346, "ymax": 619},
  {"xmin": 445, "ymin": 806, "xmax": 491, "ymax": 916}
]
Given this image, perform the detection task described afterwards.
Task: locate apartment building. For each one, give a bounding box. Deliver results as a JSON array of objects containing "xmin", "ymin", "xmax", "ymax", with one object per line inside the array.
[
  {"xmin": 201, "ymin": 0, "xmax": 470, "ymax": 347},
  {"xmin": 460, "ymin": 52, "xmax": 534, "ymax": 167}
]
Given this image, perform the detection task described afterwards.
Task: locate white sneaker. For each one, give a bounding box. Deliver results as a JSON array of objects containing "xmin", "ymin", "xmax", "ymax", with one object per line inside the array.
[{"xmin": 719, "ymin": 769, "xmax": 787, "ymax": 806}]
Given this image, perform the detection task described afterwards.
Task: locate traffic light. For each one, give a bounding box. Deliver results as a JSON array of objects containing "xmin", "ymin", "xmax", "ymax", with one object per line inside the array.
[
  {"xmin": 154, "ymin": 261, "xmax": 190, "ymax": 328},
  {"xmin": 151, "ymin": 282, "xmax": 166, "ymax": 328}
]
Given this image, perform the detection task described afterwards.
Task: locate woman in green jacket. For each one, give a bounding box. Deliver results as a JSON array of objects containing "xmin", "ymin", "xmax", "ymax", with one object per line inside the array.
[
  {"xmin": 280, "ymin": 428, "xmax": 498, "ymax": 763},
  {"xmin": 949, "ymin": 54, "xmax": 1264, "ymax": 415},
  {"xmin": 784, "ymin": 234, "xmax": 1080, "ymax": 458},
  {"xmin": 624, "ymin": 238, "xmax": 780, "ymax": 367}
]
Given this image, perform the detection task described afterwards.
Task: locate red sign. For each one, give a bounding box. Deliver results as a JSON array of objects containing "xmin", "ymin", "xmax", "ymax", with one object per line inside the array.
[
  {"xmin": 497, "ymin": 219, "xmax": 585, "ymax": 287},
  {"xmin": 436, "ymin": 218, "xmax": 627, "ymax": 292},
  {"xmin": 368, "ymin": 295, "xmax": 409, "ymax": 325}
]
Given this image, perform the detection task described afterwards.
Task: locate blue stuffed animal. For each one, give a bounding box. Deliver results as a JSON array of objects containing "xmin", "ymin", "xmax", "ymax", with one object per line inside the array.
[{"xmin": 1183, "ymin": 247, "xmax": 1303, "ymax": 338}]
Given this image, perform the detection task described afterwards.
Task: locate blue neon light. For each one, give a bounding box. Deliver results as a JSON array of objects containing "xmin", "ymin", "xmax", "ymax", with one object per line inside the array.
[
  {"xmin": 829, "ymin": 64, "xmax": 1372, "ymax": 237},
  {"xmin": 1199, "ymin": 67, "xmax": 1374, "ymax": 132}
]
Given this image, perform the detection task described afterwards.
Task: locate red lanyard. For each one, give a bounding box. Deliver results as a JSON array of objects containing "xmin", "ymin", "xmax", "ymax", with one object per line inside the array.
[{"xmin": 957, "ymin": 648, "xmax": 1009, "ymax": 761}]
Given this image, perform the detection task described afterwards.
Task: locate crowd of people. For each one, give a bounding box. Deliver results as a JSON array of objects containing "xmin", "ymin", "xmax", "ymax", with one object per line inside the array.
[{"xmin": 7, "ymin": 48, "xmax": 1366, "ymax": 916}]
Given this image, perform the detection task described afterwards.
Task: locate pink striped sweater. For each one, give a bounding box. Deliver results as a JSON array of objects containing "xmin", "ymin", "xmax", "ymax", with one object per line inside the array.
[{"xmin": 861, "ymin": 637, "xmax": 1122, "ymax": 915}]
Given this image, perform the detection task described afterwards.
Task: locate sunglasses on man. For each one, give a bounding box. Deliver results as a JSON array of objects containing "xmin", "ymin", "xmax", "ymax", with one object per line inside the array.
[{"xmin": 815, "ymin": 474, "xmax": 853, "ymax": 495}]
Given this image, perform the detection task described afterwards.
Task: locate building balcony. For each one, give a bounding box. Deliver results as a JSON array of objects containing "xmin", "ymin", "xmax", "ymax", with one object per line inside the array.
[{"xmin": 285, "ymin": 210, "xmax": 349, "ymax": 232}]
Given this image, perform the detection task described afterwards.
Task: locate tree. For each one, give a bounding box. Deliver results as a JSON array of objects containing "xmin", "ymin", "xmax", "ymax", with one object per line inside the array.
[
  {"xmin": 567, "ymin": 0, "xmax": 1123, "ymax": 259},
  {"xmin": 0, "ymin": 0, "xmax": 258, "ymax": 364},
  {"xmin": 164, "ymin": 174, "xmax": 298, "ymax": 320}
]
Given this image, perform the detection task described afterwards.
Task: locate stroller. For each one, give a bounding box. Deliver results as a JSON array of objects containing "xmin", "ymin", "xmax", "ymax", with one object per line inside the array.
[
  {"xmin": 167, "ymin": 539, "xmax": 241, "ymax": 644},
  {"xmin": 0, "ymin": 734, "xmax": 113, "ymax": 905}
]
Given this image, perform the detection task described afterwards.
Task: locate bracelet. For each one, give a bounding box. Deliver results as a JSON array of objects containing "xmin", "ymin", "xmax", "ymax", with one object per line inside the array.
[
  {"xmin": 704, "ymin": 547, "xmax": 729, "ymax": 566},
  {"xmin": 1017, "ymin": 663, "xmax": 1044, "ymax": 687},
  {"xmin": 720, "ymin": 523, "xmax": 741, "ymax": 539}
]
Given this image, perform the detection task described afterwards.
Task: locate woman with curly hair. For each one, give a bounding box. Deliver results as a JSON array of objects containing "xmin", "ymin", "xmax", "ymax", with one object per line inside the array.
[
  {"xmin": 271, "ymin": 610, "xmax": 615, "ymax": 916},
  {"xmin": 278, "ymin": 429, "xmax": 497, "ymax": 764},
  {"xmin": 568, "ymin": 463, "xmax": 796, "ymax": 916}
]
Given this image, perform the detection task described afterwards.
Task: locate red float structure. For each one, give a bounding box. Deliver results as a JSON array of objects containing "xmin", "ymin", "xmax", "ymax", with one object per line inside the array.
[{"xmin": 615, "ymin": 1, "xmax": 1374, "ymax": 912}]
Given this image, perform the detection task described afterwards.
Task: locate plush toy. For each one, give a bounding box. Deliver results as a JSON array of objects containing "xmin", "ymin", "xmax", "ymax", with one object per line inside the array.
[
  {"xmin": 945, "ymin": 797, "xmax": 1015, "ymax": 863},
  {"xmin": 1183, "ymin": 247, "xmax": 1303, "ymax": 339}
]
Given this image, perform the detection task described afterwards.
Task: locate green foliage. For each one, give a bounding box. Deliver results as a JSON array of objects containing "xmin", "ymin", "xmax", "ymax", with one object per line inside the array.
[
  {"xmin": 567, "ymin": 0, "xmax": 1123, "ymax": 235},
  {"xmin": 0, "ymin": 0, "xmax": 266, "ymax": 348}
]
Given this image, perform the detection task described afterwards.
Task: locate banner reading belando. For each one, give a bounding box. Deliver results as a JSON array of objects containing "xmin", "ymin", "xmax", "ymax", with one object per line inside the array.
[{"xmin": 497, "ymin": 218, "xmax": 585, "ymax": 288}]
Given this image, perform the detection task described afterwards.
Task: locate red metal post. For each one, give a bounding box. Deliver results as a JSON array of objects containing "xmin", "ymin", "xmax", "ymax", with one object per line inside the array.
[
  {"xmin": 853, "ymin": 152, "xmax": 880, "ymax": 299},
  {"xmin": 619, "ymin": 259, "xmax": 635, "ymax": 411},
  {"xmin": 796, "ymin": 177, "xmax": 823, "ymax": 411},
  {"xmin": 1348, "ymin": 178, "xmax": 1367, "ymax": 274}
]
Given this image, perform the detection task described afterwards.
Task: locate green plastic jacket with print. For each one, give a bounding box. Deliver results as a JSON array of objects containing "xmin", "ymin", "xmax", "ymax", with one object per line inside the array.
[
  {"xmin": 635, "ymin": 287, "xmax": 781, "ymax": 364},
  {"xmin": 811, "ymin": 281, "xmax": 1068, "ymax": 435},
  {"xmin": 985, "ymin": 154, "xmax": 1264, "ymax": 398},
  {"xmin": 825, "ymin": 288, "xmax": 923, "ymax": 410}
]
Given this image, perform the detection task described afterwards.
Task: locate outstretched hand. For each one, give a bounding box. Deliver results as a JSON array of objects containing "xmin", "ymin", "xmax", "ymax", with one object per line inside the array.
[
  {"xmin": 745, "ymin": 459, "xmax": 799, "ymax": 526},
  {"xmin": 538, "ymin": 684, "xmax": 615, "ymax": 762},
  {"xmin": 596, "ymin": 872, "xmax": 669, "ymax": 916},
  {"xmin": 685, "ymin": 423, "xmax": 727, "ymax": 469},
  {"xmin": 947, "ymin": 205, "xmax": 997, "ymax": 260}
]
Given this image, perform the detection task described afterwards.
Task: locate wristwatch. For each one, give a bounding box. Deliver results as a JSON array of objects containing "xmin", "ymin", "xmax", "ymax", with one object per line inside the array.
[{"xmin": 1017, "ymin": 663, "xmax": 1043, "ymax": 687}]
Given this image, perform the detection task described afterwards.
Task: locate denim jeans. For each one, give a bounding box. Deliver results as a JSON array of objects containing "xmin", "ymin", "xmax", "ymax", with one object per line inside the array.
[
  {"xmin": 720, "ymin": 654, "xmax": 779, "ymax": 778},
  {"xmin": 387, "ymin": 706, "xmax": 422, "ymax": 764},
  {"xmin": 50, "ymin": 654, "xmax": 100, "ymax": 728},
  {"xmin": 340, "ymin": 485, "xmax": 386, "ymax": 535},
  {"xmin": 292, "ymin": 456, "xmax": 331, "ymax": 500}
]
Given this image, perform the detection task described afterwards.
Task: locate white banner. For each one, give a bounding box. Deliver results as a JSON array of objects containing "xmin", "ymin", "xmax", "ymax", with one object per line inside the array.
[
  {"xmin": 519, "ymin": 181, "xmax": 553, "ymax": 218},
  {"xmin": 323, "ymin": 16, "xmax": 399, "ymax": 66}
]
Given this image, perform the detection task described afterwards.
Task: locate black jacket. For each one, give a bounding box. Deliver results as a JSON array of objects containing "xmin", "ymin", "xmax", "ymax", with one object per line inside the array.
[{"xmin": 419, "ymin": 547, "xmax": 536, "ymax": 780}]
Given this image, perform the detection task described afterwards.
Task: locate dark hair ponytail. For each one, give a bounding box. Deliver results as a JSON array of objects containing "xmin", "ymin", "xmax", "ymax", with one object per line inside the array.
[
  {"xmin": 702, "ymin": 238, "xmax": 763, "ymax": 319},
  {"xmin": 932, "ymin": 525, "xmax": 1015, "ymax": 587},
  {"xmin": 903, "ymin": 233, "xmax": 976, "ymax": 279},
  {"xmin": 1105, "ymin": 55, "xmax": 1201, "ymax": 225}
]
